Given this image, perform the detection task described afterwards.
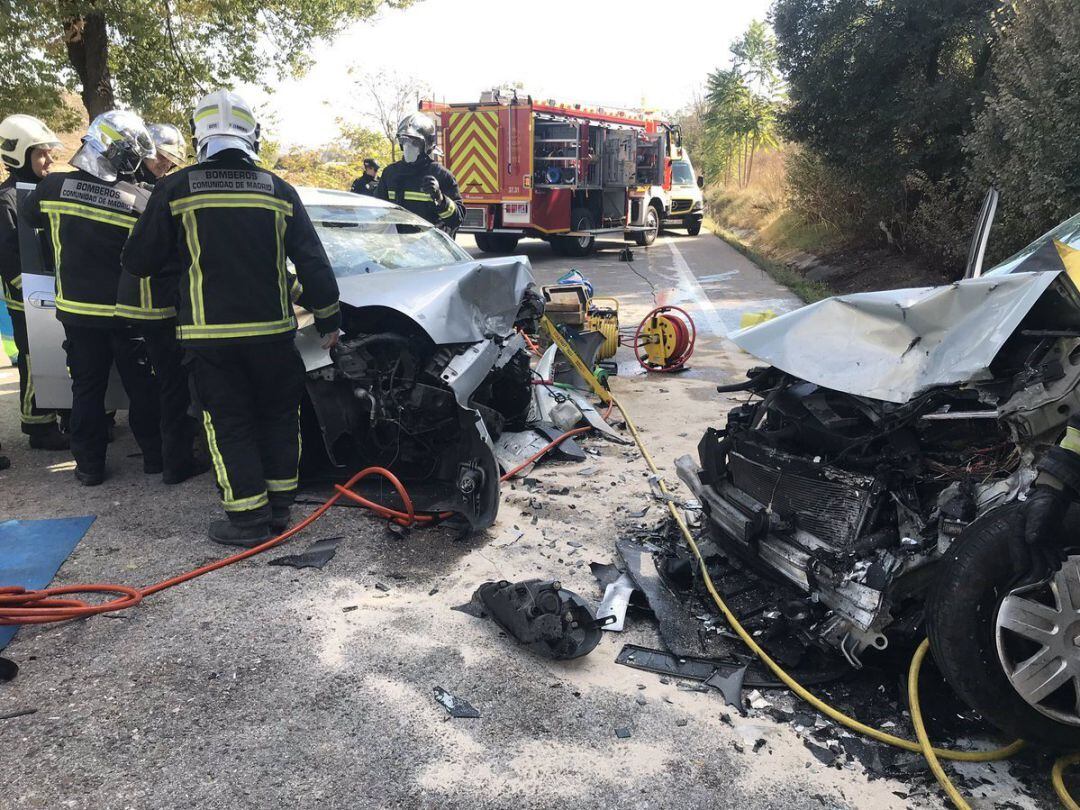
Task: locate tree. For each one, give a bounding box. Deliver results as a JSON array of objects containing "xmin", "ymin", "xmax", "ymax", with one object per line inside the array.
[
  {"xmin": 964, "ymin": 0, "xmax": 1080, "ymax": 259},
  {"xmin": 345, "ymin": 68, "xmax": 429, "ymax": 162},
  {"xmin": 772, "ymin": 0, "xmax": 995, "ymax": 199},
  {"xmin": 0, "ymin": 0, "xmax": 412, "ymax": 127},
  {"xmin": 701, "ymin": 21, "xmax": 782, "ymax": 188}
]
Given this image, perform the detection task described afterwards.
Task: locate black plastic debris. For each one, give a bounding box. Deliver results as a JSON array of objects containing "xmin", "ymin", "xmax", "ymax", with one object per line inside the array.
[
  {"xmin": 268, "ymin": 536, "xmax": 342, "ymax": 570},
  {"xmin": 0, "ymin": 707, "xmax": 36, "ymax": 721},
  {"xmin": 704, "ymin": 664, "xmax": 748, "ymax": 710},
  {"xmin": 615, "ymin": 644, "xmax": 782, "ymax": 689},
  {"xmin": 615, "ymin": 727, "xmax": 632, "ymax": 739},
  {"xmin": 433, "ymin": 686, "xmax": 480, "ymax": 718},
  {"xmin": 0, "ymin": 657, "xmax": 17, "ymax": 682},
  {"xmin": 534, "ymin": 423, "xmax": 587, "ymax": 462},
  {"xmin": 461, "ymin": 579, "xmax": 613, "ymax": 659}
]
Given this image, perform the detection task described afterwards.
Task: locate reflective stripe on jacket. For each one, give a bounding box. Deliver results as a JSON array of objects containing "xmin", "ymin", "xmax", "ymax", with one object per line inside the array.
[
  {"xmin": 375, "ymin": 154, "xmax": 464, "ymax": 231},
  {"xmin": 122, "ymin": 152, "xmax": 341, "ymax": 345}
]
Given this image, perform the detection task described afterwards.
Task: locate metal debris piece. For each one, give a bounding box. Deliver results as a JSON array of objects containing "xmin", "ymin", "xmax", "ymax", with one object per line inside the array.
[
  {"xmin": 267, "ymin": 536, "xmax": 342, "ymax": 570},
  {"xmin": 703, "ymin": 664, "xmax": 748, "ymax": 709},
  {"xmin": 464, "ymin": 579, "xmax": 613, "ymax": 659},
  {"xmin": 596, "ymin": 573, "xmax": 636, "ymax": 632},
  {"xmin": 494, "ymin": 431, "xmax": 550, "ymax": 478},
  {"xmin": 615, "ymin": 644, "xmax": 782, "ymax": 689},
  {"xmin": 433, "ymin": 686, "xmax": 480, "ymax": 718}
]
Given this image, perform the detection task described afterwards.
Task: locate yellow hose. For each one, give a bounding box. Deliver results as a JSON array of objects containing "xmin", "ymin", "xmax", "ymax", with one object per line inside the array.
[
  {"xmin": 607, "ymin": 391, "xmax": 1026, "ymax": 805},
  {"xmin": 1054, "ymin": 754, "xmax": 1080, "ymax": 810}
]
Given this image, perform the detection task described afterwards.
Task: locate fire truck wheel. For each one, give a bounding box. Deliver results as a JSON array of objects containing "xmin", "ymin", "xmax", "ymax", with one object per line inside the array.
[
  {"xmin": 474, "ymin": 233, "xmax": 520, "ymax": 254},
  {"xmin": 557, "ymin": 208, "xmax": 596, "ymax": 257},
  {"xmin": 686, "ymin": 219, "xmax": 702, "ymax": 236},
  {"xmin": 635, "ymin": 204, "xmax": 662, "ymax": 247}
]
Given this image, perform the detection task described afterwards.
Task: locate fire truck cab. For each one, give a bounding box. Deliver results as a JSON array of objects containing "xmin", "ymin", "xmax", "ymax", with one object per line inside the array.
[{"xmin": 422, "ymin": 90, "xmax": 701, "ymax": 256}]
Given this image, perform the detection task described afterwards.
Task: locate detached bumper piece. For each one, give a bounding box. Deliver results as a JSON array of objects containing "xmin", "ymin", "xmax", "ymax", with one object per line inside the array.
[{"xmin": 466, "ymin": 579, "xmax": 613, "ymax": 659}]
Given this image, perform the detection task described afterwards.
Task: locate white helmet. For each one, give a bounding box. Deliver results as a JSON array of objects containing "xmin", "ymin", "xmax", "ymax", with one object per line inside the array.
[
  {"xmin": 0, "ymin": 114, "xmax": 61, "ymax": 172},
  {"xmin": 71, "ymin": 110, "xmax": 156, "ymax": 182},
  {"xmin": 190, "ymin": 90, "xmax": 260, "ymax": 161},
  {"xmin": 147, "ymin": 123, "xmax": 187, "ymax": 166}
]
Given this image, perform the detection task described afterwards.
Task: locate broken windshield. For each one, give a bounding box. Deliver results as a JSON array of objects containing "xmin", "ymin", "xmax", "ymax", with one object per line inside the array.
[{"xmin": 306, "ymin": 204, "xmax": 472, "ymax": 276}]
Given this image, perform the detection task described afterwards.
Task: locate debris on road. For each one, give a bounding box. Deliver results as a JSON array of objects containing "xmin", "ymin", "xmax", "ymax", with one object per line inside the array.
[
  {"xmin": 459, "ymin": 578, "xmax": 612, "ymax": 659},
  {"xmin": 267, "ymin": 536, "xmax": 342, "ymax": 570},
  {"xmin": 433, "ymin": 686, "xmax": 480, "ymax": 719},
  {"xmin": 595, "ymin": 572, "xmax": 635, "ymax": 631}
]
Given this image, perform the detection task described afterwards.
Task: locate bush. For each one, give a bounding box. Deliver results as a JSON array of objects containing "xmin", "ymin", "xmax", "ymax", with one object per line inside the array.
[
  {"xmin": 784, "ymin": 148, "xmax": 885, "ymax": 242},
  {"xmin": 906, "ymin": 174, "xmax": 980, "ymax": 274}
]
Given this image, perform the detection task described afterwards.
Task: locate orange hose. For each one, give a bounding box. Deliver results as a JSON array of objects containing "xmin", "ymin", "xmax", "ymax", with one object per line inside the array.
[{"xmin": 0, "ymin": 407, "xmax": 615, "ymax": 627}]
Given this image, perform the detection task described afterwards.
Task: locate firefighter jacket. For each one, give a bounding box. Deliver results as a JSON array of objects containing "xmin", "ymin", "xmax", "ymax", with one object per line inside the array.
[
  {"xmin": 351, "ymin": 174, "xmax": 377, "ymax": 196},
  {"xmin": 21, "ymin": 169, "xmax": 149, "ymax": 328},
  {"xmin": 376, "ymin": 154, "xmax": 464, "ymax": 231},
  {"xmin": 122, "ymin": 151, "xmax": 341, "ymax": 345},
  {"xmin": 116, "ymin": 175, "xmax": 180, "ymax": 323},
  {"xmin": 0, "ymin": 175, "xmax": 27, "ymax": 313}
]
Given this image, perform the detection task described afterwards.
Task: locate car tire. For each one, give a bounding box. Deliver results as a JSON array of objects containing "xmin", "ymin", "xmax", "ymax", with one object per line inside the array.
[
  {"xmin": 687, "ymin": 219, "xmax": 702, "ymax": 236},
  {"xmin": 556, "ymin": 208, "xmax": 596, "ymax": 257},
  {"xmin": 474, "ymin": 233, "xmax": 520, "ymax": 254},
  {"xmin": 635, "ymin": 204, "xmax": 661, "ymax": 247},
  {"xmin": 926, "ymin": 502, "xmax": 1080, "ymax": 749}
]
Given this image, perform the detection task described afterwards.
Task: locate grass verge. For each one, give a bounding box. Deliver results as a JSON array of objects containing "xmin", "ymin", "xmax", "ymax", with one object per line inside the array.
[{"xmin": 706, "ymin": 217, "xmax": 832, "ymax": 303}]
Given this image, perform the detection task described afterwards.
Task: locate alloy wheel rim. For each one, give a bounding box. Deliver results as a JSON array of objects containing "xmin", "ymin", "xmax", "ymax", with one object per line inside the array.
[{"xmin": 995, "ymin": 555, "xmax": 1080, "ymax": 727}]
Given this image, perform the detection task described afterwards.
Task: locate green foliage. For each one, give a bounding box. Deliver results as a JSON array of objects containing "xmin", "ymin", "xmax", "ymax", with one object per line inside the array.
[
  {"xmin": 963, "ymin": 0, "xmax": 1080, "ymax": 262},
  {"xmin": 1, "ymin": 0, "xmax": 409, "ymax": 124},
  {"xmin": 702, "ymin": 20, "xmax": 782, "ymax": 188},
  {"xmin": 784, "ymin": 147, "xmax": 886, "ymax": 239},
  {"xmin": 272, "ymin": 122, "xmax": 389, "ymax": 190},
  {"xmin": 772, "ymin": 0, "xmax": 994, "ymax": 195}
]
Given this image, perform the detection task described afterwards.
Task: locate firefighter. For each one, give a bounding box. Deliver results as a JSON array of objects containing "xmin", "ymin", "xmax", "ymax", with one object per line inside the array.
[
  {"xmin": 116, "ymin": 122, "xmax": 208, "ymax": 484},
  {"xmin": 0, "ymin": 114, "xmax": 68, "ymax": 453},
  {"xmin": 350, "ymin": 158, "xmax": 379, "ymax": 196},
  {"xmin": 123, "ymin": 90, "xmax": 341, "ymax": 547},
  {"xmin": 376, "ymin": 113, "xmax": 464, "ymax": 232},
  {"xmin": 21, "ymin": 111, "xmax": 162, "ymax": 486}
]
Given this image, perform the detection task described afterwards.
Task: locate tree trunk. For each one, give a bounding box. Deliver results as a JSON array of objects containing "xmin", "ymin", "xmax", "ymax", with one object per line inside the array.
[{"xmin": 64, "ymin": 11, "xmax": 115, "ymax": 121}]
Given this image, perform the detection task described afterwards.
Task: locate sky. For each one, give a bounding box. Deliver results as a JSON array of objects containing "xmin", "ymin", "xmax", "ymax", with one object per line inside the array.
[{"xmin": 243, "ymin": 0, "xmax": 773, "ymax": 148}]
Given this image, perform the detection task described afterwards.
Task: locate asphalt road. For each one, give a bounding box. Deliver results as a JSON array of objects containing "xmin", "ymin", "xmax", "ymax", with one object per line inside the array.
[{"xmin": 0, "ymin": 228, "xmax": 1034, "ymax": 809}]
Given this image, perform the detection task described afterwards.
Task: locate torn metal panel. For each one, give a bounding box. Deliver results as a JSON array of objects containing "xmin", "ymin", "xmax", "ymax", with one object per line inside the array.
[
  {"xmin": 596, "ymin": 573, "xmax": 635, "ymax": 631},
  {"xmin": 494, "ymin": 431, "xmax": 550, "ymax": 478},
  {"xmin": 731, "ymin": 272, "xmax": 1065, "ymax": 403}
]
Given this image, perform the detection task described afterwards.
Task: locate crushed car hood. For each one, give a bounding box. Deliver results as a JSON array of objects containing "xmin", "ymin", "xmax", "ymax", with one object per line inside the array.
[
  {"xmin": 731, "ymin": 272, "xmax": 1065, "ymax": 403},
  {"xmin": 335, "ymin": 256, "xmax": 534, "ymax": 344}
]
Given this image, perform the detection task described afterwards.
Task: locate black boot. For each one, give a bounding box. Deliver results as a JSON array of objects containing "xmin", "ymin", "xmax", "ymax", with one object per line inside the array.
[
  {"xmin": 143, "ymin": 453, "xmax": 164, "ymax": 475},
  {"xmin": 162, "ymin": 456, "xmax": 212, "ymax": 485},
  {"xmin": 208, "ymin": 519, "xmax": 271, "ymax": 548},
  {"xmin": 75, "ymin": 466, "xmax": 105, "ymax": 486},
  {"xmin": 270, "ymin": 506, "xmax": 292, "ymax": 533},
  {"xmin": 28, "ymin": 426, "xmax": 70, "ymax": 451},
  {"xmin": 0, "ymin": 455, "xmax": 9, "ymax": 471}
]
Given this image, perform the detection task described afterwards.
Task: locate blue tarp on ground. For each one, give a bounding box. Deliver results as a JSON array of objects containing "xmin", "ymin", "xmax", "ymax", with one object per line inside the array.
[{"xmin": 0, "ymin": 516, "xmax": 96, "ymax": 650}]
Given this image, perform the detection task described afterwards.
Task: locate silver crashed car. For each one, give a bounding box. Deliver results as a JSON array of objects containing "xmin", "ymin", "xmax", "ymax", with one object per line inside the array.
[
  {"xmin": 22, "ymin": 188, "xmax": 542, "ymax": 530},
  {"xmin": 677, "ymin": 207, "xmax": 1080, "ymax": 748}
]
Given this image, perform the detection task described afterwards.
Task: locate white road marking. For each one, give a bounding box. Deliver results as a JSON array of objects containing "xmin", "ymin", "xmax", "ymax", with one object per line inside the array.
[{"xmin": 663, "ymin": 238, "xmax": 730, "ymax": 339}]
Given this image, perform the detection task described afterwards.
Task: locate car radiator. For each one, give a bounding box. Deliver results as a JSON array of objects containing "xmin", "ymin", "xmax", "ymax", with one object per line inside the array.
[{"xmin": 727, "ymin": 441, "xmax": 880, "ymax": 551}]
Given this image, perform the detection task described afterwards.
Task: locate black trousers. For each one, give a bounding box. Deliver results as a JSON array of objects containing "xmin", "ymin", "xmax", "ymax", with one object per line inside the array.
[
  {"xmin": 62, "ymin": 323, "xmax": 162, "ymax": 474},
  {"xmin": 9, "ymin": 308, "xmax": 59, "ymax": 436},
  {"xmin": 141, "ymin": 321, "xmax": 196, "ymax": 474},
  {"xmin": 186, "ymin": 341, "xmax": 305, "ymax": 523}
]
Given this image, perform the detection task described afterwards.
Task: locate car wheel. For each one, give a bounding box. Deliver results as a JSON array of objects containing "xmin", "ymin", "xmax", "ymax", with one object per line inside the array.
[
  {"xmin": 635, "ymin": 204, "xmax": 661, "ymax": 247},
  {"xmin": 927, "ymin": 502, "xmax": 1080, "ymax": 749},
  {"xmin": 556, "ymin": 208, "xmax": 595, "ymax": 257},
  {"xmin": 687, "ymin": 219, "xmax": 702, "ymax": 236}
]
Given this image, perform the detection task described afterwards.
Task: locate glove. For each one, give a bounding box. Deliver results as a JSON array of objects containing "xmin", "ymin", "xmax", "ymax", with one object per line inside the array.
[
  {"xmin": 421, "ymin": 175, "xmax": 443, "ymax": 203},
  {"xmin": 1017, "ymin": 485, "xmax": 1071, "ymax": 580}
]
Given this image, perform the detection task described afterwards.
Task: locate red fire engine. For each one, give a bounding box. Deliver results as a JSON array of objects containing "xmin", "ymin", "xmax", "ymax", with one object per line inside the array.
[{"xmin": 421, "ymin": 90, "xmax": 696, "ymax": 256}]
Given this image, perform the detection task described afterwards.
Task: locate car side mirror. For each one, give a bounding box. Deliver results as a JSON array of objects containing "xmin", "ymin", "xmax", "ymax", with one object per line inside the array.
[{"xmin": 697, "ymin": 175, "xmax": 704, "ymax": 189}]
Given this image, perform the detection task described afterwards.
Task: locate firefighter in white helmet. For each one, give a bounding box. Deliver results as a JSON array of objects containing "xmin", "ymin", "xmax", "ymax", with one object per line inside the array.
[
  {"xmin": 123, "ymin": 90, "xmax": 341, "ymax": 546},
  {"xmin": 0, "ymin": 114, "xmax": 68, "ymax": 462},
  {"xmin": 135, "ymin": 124, "xmax": 187, "ymax": 184},
  {"xmin": 376, "ymin": 112, "xmax": 464, "ymax": 232},
  {"xmin": 21, "ymin": 110, "xmax": 162, "ymax": 485}
]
